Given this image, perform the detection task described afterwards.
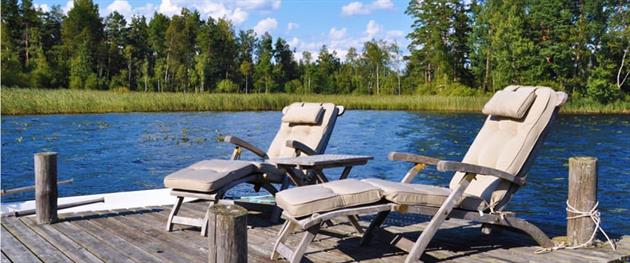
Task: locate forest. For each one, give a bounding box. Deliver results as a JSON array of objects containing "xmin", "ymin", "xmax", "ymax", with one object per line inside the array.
[{"xmin": 1, "ymin": 0, "xmax": 629, "ymax": 104}]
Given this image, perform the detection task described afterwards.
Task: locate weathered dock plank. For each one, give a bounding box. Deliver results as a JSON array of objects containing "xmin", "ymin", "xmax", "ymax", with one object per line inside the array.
[
  {"xmin": 2, "ymin": 217, "xmax": 72, "ymax": 262},
  {"xmin": 21, "ymin": 216, "xmax": 102, "ymax": 263},
  {"xmin": 1, "ymin": 201, "xmax": 627, "ymax": 263},
  {"xmin": 50, "ymin": 220, "xmax": 135, "ymax": 262},
  {"xmin": 0, "ymin": 225, "xmax": 41, "ymax": 263},
  {"xmin": 66, "ymin": 212, "xmax": 164, "ymax": 262},
  {"xmin": 87, "ymin": 210, "xmax": 191, "ymax": 263}
]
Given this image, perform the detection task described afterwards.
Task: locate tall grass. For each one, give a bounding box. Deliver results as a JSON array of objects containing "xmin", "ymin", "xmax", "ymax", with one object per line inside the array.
[{"xmin": 1, "ymin": 88, "xmax": 628, "ymax": 115}]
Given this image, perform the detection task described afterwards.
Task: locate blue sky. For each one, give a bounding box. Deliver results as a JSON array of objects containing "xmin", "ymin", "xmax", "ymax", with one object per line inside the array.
[{"xmin": 33, "ymin": 0, "xmax": 412, "ymax": 60}]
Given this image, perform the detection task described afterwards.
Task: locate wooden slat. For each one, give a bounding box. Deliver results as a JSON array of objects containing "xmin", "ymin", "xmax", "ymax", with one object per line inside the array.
[
  {"xmin": 0, "ymin": 226, "xmax": 41, "ymax": 263},
  {"xmin": 113, "ymin": 209, "xmax": 206, "ymax": 260},
  {"xmin": 2, "ymin": 218, "xmax": 71, "ymax": 262},
  {"xmin": 50, "ymin": 220, "xmax": 135, "ymax": 262},
  {"xmin": 20, "ymin": 217, "xmax": 102, "ymax": 263},
  {"xmin": 87, "ymin": 210, "xmax": 192, "ymax": 263},
  {"xmin": 1, "ymin": 251, "xmax": 11, "ymax": 263},
  {"xmin": 67, "ymin": 213, "xmax": 164, "ymax": 262}
]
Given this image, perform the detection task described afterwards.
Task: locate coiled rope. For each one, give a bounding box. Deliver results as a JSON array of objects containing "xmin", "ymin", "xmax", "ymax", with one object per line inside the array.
[{"xmin": 535, "ymin": 201, "xmax": 616, "ymax": 254}]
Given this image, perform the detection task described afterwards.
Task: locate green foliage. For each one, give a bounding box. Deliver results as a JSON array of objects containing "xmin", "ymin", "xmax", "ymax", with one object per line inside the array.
[
  {"xmin": 284, "ymin": 79, "xmax": 303, "ymax": 94},
  {"xmin": 216, "ymin": 79, "xmax": 238, "ymax": 93},
  {"xmin": 587, "ymin": 63, "xmax": 621, "ymax": 103}
]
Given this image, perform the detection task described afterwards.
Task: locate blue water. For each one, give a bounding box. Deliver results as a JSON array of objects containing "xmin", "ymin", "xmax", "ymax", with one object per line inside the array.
[{"xmin": 2, "ymin": 111, "xmax": 629, "ymax": 234}]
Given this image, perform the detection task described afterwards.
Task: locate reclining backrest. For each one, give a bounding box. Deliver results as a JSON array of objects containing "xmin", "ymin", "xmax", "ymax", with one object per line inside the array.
[
  {"xmin": 449, "ymin": 86, "xmax": 568, "ymax": 211},
  {"xmin": 266, "ymin": 102, "xmax": 344, "ymax": 158}
]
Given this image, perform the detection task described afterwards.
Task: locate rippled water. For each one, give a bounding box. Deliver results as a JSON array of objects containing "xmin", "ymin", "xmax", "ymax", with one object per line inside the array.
[{"xmin": 2, "ymin": 111, "xmax": 629, "ymax": 234}]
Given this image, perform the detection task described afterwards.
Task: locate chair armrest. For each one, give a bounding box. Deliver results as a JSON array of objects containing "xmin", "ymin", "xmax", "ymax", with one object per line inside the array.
[
  {"xmin": 285, "ymin": 140, "xmax": 317, "ymax": 156},
  {"xmin": 436, "ymin": 160, "xmax": 525, "ymax": 185},
  {"xmin": 223, "ymin": 135, "xmax": 269, "ymax": 159},
  {"xmin": 388, "ymin": 152, "xmax": 441, "ymax": 165}
]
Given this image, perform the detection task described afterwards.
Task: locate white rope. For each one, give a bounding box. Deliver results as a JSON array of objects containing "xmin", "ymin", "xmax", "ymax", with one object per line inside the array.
[
  {"xmin": 535, "ymin": 200, "xmax": 616, "ymax": 254},
  {"xmin": 565, "ymin": 200, "xmax": 616, "ymax": 250}
]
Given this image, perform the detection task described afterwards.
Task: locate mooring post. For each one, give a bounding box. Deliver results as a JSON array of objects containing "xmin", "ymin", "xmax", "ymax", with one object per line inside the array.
[
  {"xmin": 567, "ymin": 156, "xmax": 597, "ymax": 247},
  {"xmin": 35, "ymin": 152, "xmax": 58, "ymax": 224},
  {"xmin": 208, "ymin": 204, "xmax": 247, "ymax": 263}
]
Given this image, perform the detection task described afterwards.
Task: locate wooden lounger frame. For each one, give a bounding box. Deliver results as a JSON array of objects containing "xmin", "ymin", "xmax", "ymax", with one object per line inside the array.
[
  {"xmin": 272, "ymin": 154, "xmax": 554, "ymax": 262},
  {"xmin": 165, "ymin": 136, "xmax": 309, "ymax": 236}
]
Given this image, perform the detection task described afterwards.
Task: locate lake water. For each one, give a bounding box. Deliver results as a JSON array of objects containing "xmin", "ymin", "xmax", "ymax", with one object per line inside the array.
[{"xmin": 2, "ymin": 111, "xmax": 629, "ymax": 234}]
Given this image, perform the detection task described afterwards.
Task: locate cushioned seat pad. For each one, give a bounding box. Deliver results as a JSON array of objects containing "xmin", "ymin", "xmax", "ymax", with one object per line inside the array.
[
  {"xmin": 362, "ymin": 179, "xmax": 487, "ymax": 211},
  {"xmin": 276, "ymin": 178, "xmax": 489, "ymax": 217},
  {"xmin": 276, "ymin": 179, "xmax": 383, "ymax": 218},
  {"xmin": 164, "ymin": 160, "xmax": 257, "ymax": 192}
]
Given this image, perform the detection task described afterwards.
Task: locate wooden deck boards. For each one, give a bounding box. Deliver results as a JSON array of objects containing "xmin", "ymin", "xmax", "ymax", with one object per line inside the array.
[{"xmin": 1, "ymin": 201, "xmax": 628, "ymax": 263}]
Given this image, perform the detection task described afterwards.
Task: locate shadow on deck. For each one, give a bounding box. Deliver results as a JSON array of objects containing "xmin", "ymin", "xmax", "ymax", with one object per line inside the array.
[{"xmin": 1, "ymin": 201, "xmax": 628, "ymax": 262}]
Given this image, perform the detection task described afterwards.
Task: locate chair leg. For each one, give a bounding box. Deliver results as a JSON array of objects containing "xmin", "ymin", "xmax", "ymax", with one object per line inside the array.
[
  {"xmin": 271, "ymin": 177, "xmax": 290, "ymax": 224},
  {"xmin": 404, "ymin": 173, "xmax": 474, "ymax": 263},
  {"xmin": 200, "ymin": 200, "xmax": 218, "ymax": 236},
  {"xmin": 165, "ymin": 196, "xmax": 184, "ymax": 232},
  {"xmin": 360, "ymin": 210, "xmax": 390, "ymax": 246},
  {"xmin": 347, "ymin": 215, "xmax": 364, "ymax": 234},
  {"xmin": 271, "ymin": 221, "xmax": 296, "ymax": 260},
  {"xmin": 290, "ymin": 224, "xmax": 320, "ymax": 263}
]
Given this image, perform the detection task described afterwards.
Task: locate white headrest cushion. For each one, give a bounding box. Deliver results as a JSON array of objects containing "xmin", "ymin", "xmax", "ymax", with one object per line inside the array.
[
  {"xmin": 482, "ymin": 86, "xmax": 537, "ymax": 119},
  {"xmin": 282, "ymin": 104, "xmax": 324, "ymax": 124}
]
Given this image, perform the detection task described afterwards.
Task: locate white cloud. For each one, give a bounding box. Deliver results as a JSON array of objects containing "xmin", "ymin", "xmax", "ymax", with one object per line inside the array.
[
  {"xmin": 341, "ymin": 2, "xmax": 368, "ymax": 16},
  {"xmin": 34, "ymin": 3, "xmax": 50, "ymax": 12},
  {"xmin": 289, "ymin": 37, "xmax": 300, "ymax": 48},
  {"xmin": 158, "ymin": 0, "xmax": 179, "ymax": 16},
  {"xmin": 254, "ymin": 17, "xmax": 278, "ymax": 34},
  {"xmin": 63, "ymin": 0, "xmax": 74, "ymax": 14},
  {"xmin": 236, "ymin": 0, "xmax": 281, "ymax": 10},
  {"xmin": 287, "ymin": 22, "xmax": 299, "ymax": 32},
  {"xmin": 135, "ymin": 3, "xmax": 157, "ymax": 18},
  {"xmin": 371, "ymin": 0, "xmax": 393, "ymax": 9},
  {"xmin": 229, "ymin": 8, "xmax": 248, "ymax": 24},
  {"xmin": 386, "ymin": 30, "xmax": 404, "ymax": 39},
  {"xmin": 106, "ymin": 0, "xmax": 133, "ymax": 18},
  {"xmin": 366, "ymin": 20, "xmax": 381, "ymax": 39},
  {"xmin": 329, "ymin": 27, "xmax": 347, "ymax": 40},
  {"xmin": 156, "ymin": 0, "xmax": 282, "ymax": 24},
  {"xmin": 341, "ymin": 0, "xmax": 393, "ymax": 16}
]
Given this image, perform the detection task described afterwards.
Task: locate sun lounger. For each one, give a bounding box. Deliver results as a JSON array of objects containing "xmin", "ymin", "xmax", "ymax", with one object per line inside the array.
[
  {"xmin": 164, "ymin": 102, "xmax": 344, "ymax": 235},
  {"xmin": 271, "ymin": 86, "xmax": 568, "ymax": 262}
]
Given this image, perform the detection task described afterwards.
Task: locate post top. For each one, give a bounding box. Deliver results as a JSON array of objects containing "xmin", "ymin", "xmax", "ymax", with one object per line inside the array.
[
  {"xmin": 569, "ymin": 156, "xmax": 597, "ymax": 162},
  {"xmin": 35, "ymin": 152, "xmax": 58, "ymax": 156},
  {"xmin": 208, "ymin": 204, "xmax": 248, "ymax": 217}
]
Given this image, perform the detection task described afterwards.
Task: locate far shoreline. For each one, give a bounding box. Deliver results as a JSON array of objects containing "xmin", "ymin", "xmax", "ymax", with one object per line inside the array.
[{"xmin": 2, "ymin": 88, "xmax": 629, "ymax": 115}]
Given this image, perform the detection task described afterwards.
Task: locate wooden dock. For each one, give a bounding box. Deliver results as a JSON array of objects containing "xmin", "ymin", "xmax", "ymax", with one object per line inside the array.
[{"xmin": 1, "ymin": 201, "xmax": 628, "ymax": 262}]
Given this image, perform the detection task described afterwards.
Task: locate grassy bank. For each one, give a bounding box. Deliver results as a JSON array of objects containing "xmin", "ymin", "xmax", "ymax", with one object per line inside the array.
[{"xmin": 2, "ymin": 88, "xmax": 628, "ymax": 115}]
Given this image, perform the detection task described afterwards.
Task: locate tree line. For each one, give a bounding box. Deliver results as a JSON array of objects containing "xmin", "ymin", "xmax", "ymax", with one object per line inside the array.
[{"xmin": 1, "ymin": 0, "xmax": 628, "ymax": 102}]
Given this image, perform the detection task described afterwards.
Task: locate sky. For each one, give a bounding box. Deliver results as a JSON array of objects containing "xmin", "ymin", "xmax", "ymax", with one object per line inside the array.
[{"xmin": 32, "ymin": 0, "xmax": 413, "ymax": 61}]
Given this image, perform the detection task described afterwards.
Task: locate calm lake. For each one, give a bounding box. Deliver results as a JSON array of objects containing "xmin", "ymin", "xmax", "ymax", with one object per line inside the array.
[{"xmin": 2, "ymin": 111, "xmax": 629, "ymax": 234}]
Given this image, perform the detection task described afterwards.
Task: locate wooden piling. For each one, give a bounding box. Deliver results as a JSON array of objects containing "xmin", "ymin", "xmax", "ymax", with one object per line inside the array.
[
  {"xmin": 35, "ymin": 152, "xmax": 58, "ymax": 224},
  {"xmin": 207, "ymin": 204, "xmax": 247, "ymax": 263},
  {"xmin": 567, "ymin": 156, "xmax": 597, "ymax": 247}
]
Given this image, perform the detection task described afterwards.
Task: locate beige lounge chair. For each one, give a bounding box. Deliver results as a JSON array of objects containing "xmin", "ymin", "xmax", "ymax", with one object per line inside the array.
[
  {"xmin": 271, "ymin": 86, "xmax": 568, "ymax": 263},
  {"xmin": 164, "ymin": 102, "xmax": 344, "ymax": 235}
]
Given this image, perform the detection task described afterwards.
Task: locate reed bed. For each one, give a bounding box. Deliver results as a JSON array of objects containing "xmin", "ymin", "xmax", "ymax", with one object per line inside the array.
[{"xmin": 2, "ymin": 88, "xmax": 628, "ymax": 115}]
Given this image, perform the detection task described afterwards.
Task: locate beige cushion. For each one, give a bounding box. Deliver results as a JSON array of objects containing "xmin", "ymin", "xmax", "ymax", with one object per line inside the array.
[
  {"xmin": 281, "ymin": 104, "xmax": 324, "ymax": 124},
  {"xmin": 164, "ymin": 160, "xmax": 256, "ymax": 192},
  {"xmin": 267, "ymin": 103, "xmax": 340, "ymax": 158},
  {"xmin": 276, "ymin": 179, "xmax": 383, "ymax": 218},
  {"xmin": 363, "ymin": 179, "xmax": 487, "ymax": 211},
  {"xmin": 450, "ymin": 86, "xmax": 567, "ymax": 210},
  {"xmin": 482, "ymin": 86, "xmax": 536, "ymax": 119}
]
